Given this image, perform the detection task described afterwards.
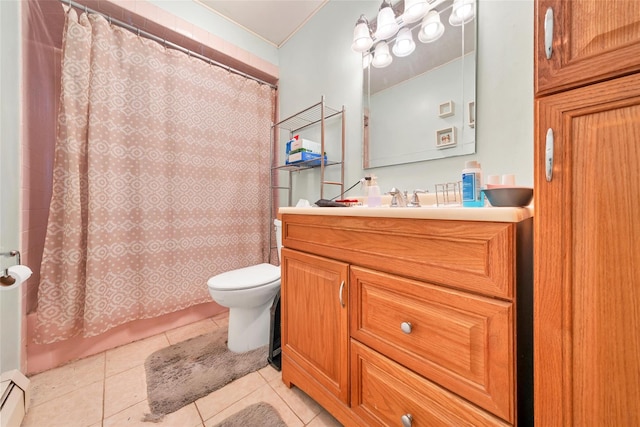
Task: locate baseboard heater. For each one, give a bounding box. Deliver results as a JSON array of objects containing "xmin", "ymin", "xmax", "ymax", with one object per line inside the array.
[{"xmin": 0, "ymin": 370, "xmax": 30, "ymax": 427}]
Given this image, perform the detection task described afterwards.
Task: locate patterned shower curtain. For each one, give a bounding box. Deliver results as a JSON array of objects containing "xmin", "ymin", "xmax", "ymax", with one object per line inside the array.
[{"xmin": 35, "ymin": 9, "xmax": 275, "ymax": 344}]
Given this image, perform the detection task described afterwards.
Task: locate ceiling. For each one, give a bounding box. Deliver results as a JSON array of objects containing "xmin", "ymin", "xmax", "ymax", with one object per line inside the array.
[{"xmin": 195, "ymin": 0, "xmax": 329, "ymax": 47}]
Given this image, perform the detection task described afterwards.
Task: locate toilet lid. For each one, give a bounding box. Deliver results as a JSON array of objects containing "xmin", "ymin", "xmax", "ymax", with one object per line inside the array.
[{"xmin": 207, "ymin": 263, "xmax": 280, "ymax": 291}]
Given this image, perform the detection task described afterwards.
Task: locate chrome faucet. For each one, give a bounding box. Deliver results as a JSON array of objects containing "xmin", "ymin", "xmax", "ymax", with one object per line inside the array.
[
  {"xmin": 388, "ymin": 188, "xmax": 408, "ymax": 207},
  {"xmin": 408, "ymin": 189, "xmax": 428, "ymax": 207}
]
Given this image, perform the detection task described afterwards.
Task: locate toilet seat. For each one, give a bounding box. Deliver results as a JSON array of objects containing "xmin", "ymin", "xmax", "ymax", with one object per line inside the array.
[{"xmin": 207, "ymin": 263, "xmax": 280, "ymax": 291}]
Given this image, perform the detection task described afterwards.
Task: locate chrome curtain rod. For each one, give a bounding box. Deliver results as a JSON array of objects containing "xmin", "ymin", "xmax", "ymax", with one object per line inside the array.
[{"xmin": 60, "ymin": 0, "xmax": 277, "ymax": 89}]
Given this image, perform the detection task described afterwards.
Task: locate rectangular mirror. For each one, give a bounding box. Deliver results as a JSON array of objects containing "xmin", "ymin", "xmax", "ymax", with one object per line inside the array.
[{"xmin": 362, "ymin": 0, "xmax": 476, "ymax": 169}]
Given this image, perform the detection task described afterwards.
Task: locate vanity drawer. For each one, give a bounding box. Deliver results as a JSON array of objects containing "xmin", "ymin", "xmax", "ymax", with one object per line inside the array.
[
  {"xmin": 350, "ymin": 266, "xmax": 514, "ymax": 423},
  {"xmin": 281, "ymin": 214, "xmax": 515, "ymax": 299},
  {"xmin": 351, "ymin": 340, "xmax": 510, "ymax": 427}
]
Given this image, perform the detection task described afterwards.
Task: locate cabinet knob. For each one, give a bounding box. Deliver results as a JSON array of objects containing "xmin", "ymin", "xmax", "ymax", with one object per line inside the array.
[
  {"xmin": 401, "ymin": 413, "xmax": 413, "ymax": 427},
  {"xmin": 401, "ymin": 322, "xmax": 412, "ymax": 334}
]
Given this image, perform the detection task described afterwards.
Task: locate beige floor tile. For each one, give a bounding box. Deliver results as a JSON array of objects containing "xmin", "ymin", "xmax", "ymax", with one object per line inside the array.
[
  {"xmin": 258, "ymin": 364, "xmax": 281, "ymax": 383},
  {"xmin": 105, "ymin": 333, "xmax": 170, "ymax": 377},
  {"xmin": 28, "ymin": 352, "xmax": 105, "ymax": 408},
  {"xmin": 103, "ymin": 399, "xmax": 203, "ymax": 427},
  {"xmin": 165, "ymin": 318, "xmax": 220, "ymax": 345},
  {"xmin": 21, "ymin": 380, "xmax": 103, "ymax": 427},
  {"xmin": 104, "ymin": 364, "xmax": 148, "ymax": 418},
  {"xmin": 195, "ymin": 371, "xmax": 266, "ymax": 421},
  {"xmin": 22, "ymin": 316, "xmax": 338, "ymax": 427},
  {"xmin": 269, "ymin": 379, "xmax": 322, "ymax": 424},
  {"xmin": 211, "ymin": 311, "xmax": 229, "ymax": 329},
  {"xmin": 202, "ymin": 383, "xmax": 303, "ymax": 427},
  {"xmin": 306, "ymin": 409, "xmax": 343, "ymax": 427}
]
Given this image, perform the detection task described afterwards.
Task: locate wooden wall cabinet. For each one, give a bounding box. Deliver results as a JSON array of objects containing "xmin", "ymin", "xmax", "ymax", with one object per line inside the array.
[
  {"xmin": 535, "ymin": 0, "xmax": 640, "ymax": 96},
  {"xmin": 280, "ymin": 213, "xmax": 533, "ymax": 426},
  {"xmin": 534, "ymin": 1, "xmax": 640, "ymax": 425}
]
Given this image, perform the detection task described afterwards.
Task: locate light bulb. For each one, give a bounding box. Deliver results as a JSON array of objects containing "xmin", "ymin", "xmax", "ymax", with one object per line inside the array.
[
  {"xmin": 402, "ymin": 0, "xmax": 429, "ymax": 24},
  {"xmin": 371, "ymin": 42, "xmax": 393, "ymax": 68},
  {"xmin": 374, "ymin": 1, "xmax": 400, "ymax": 40},
  {"xmin": 449, "ymin": 0, "xmax": 475, "ymax": 26},
  {"xmin": 351, "ymin": 15, "xmax": 373, "ymax": 53},
  {"xmin": 392, "ymin": 28, "xmax": 415, "ymax": 57},
  {"xmin": 418, "ymin": 10, "xmax": 444, "ymax": 43},
  {"xmin": 455, "ymin": 3, "xmax": 473, "ymax": 19}
]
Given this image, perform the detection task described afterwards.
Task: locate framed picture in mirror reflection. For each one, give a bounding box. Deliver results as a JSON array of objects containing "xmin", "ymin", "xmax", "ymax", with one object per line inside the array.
[{"xmin": 436, "ymin": 127, "xmax": 457, "ymax": 149}]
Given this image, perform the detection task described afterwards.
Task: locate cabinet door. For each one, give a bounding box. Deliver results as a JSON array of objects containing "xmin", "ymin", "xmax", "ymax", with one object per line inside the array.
[
  {"xmin": 280, "ymin": 248, "xmax": 350, "ymax": 404},
  {"xmin": 534, "ymin": 73, "xmax": 640, "ymax": 426},
  {"xmin": 535, "ymin": 0, "xmax": 640, "ymax": 96}
]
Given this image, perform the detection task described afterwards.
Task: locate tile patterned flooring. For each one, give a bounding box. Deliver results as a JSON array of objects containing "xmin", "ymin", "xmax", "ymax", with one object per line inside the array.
[{"xmin": 22, "ymin": 312, "xmax": 342, "ymax": 427}]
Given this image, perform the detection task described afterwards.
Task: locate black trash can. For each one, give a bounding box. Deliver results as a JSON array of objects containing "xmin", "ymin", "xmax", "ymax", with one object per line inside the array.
[{"xmin": 268, "ymin": 289, "xmax": 281, "ymax": 370}]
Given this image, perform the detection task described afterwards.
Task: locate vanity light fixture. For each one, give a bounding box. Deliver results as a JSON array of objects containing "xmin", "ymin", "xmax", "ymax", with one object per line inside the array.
[
  {"xmin": 375, "ymin": 0, "xmax": 401, "ymax": 40},
  {"xmin": 449, "ymin": 0, "xmax": 475, "ymax": 26},
  {"xmin": 352, "ymin": 14, "xmax": 373, "ymax": 52},
  {"xmin": 352, "ymin": 0, "xmax": 475, "ymax": 68},
  {"xmin": 392, "ymin": 27, "xmax": 416, "ymax": 57},
  {"xmin": 371, "ymin": 41, "xmax": 393, "ymax": 68},
  {"xmin": 402, "ymin": 0, "xmax": 430, "ymax": 23},
  {"xmin": 418, "ymin": 10, "xmax": 445, "ymax": 43}
]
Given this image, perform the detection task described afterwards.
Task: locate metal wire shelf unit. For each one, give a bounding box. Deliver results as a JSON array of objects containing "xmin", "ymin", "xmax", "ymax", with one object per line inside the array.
[{"xmin": 269, "ymin": 96, "xmax": 345, "ymax": 261}]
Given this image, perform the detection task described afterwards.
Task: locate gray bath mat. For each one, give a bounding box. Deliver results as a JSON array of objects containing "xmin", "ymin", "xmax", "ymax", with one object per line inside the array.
[
  {"xmin": 143, "ymin": 327, "xmax": 268, "ymax": 422},
  {"xmin": 212, "ymin": 402, "xmax": 287, "ymax": 427}
]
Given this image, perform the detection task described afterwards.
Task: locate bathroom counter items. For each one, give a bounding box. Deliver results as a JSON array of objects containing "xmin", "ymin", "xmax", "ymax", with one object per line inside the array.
[
  {"xmin": 279, "ymin": 205, "xmax": 533, "ymax": 223},
  {"xmin": 279, "ymin": 213, "xmax": 533, "ymax": 426}
]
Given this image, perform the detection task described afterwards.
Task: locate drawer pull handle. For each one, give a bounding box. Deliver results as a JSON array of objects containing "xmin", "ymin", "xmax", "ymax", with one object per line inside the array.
[
  {"xmin": 545, "ymin": 128, "xmax": 554, "ymax": 182},
  {"xmin": 544, "ymin": 7, "xmax": 554, "ymax": 59},
  {"xmin": 401, "ymin": 413, "xmax": 413, "ymax": 427},
  {"xmin": 400, "ymin": 322, "xmax": 413, "ymax": 334},
  {"xmin": 339, "ymin": 280, "xmax": 345, "ymax": 307}
]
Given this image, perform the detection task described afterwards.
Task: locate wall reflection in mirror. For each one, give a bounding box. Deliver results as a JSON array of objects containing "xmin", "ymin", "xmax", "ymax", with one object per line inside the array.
[{"xmin": 354, "ymin": 0, "xmax": 476, "ymax": 169}]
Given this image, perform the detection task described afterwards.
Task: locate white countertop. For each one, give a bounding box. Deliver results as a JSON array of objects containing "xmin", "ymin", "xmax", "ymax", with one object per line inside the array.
[{"xmin": 279, "ymin": 204, "xmax": 534, "ymax": 223}]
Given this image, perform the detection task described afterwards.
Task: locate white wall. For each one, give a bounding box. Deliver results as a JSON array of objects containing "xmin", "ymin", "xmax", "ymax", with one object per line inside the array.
[
  {"xmin": 0, "ymin": 0, "xmax": 23, "ymax": 374},
  {"xmin": 278, "ymin": 0, "xmax": 534, "ymax": 203}
]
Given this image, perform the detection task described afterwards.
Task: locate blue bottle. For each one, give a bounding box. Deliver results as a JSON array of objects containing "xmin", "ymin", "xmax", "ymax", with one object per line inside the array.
[{"xmin": 462, "ymin": 160, "xmax": 484, "ymax": 207}]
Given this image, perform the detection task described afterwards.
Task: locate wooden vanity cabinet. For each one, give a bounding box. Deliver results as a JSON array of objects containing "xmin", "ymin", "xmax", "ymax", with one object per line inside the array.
[
  {"xmin": 280, "ymin": 213, "xmax": 533, "ymax": 426},
  {"xmin": 534, "ymin": 0, "xmax": 640, "ymax": 96}
]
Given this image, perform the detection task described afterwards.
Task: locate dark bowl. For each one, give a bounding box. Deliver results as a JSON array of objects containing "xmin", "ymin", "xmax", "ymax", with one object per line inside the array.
[{"xmin": 483, "ymin": 187, "xmax": 533, "ymax": 207}]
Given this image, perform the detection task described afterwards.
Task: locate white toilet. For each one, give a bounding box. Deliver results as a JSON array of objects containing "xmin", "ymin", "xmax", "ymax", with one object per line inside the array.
[{"xmin": 207, "ymin": 219, "xmax": 282, "ymax": 353}]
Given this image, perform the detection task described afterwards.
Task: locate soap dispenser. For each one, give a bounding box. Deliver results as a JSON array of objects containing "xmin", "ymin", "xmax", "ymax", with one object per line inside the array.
[{"xmin": 366, "ymin": 175, "xmax": 382, "ymax": 207}]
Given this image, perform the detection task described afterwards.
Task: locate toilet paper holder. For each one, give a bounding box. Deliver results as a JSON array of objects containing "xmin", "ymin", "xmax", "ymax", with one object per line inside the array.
[{"xmin": 1, "ymin": 250, "xmax": 21, "ymax": 286}]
